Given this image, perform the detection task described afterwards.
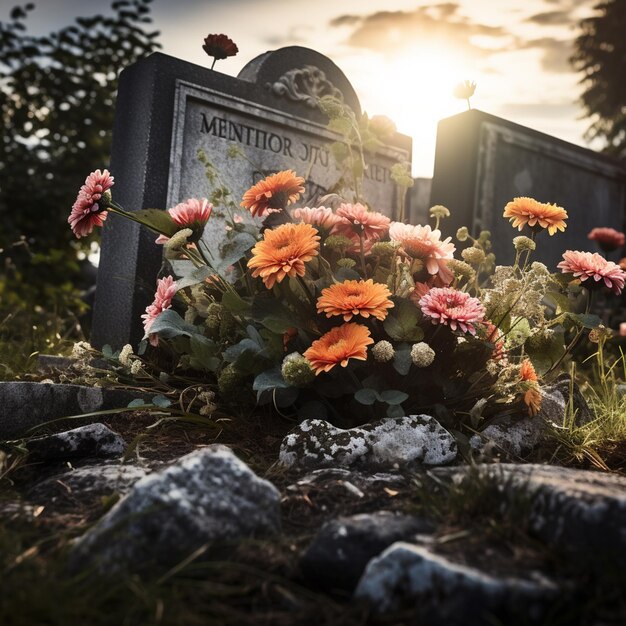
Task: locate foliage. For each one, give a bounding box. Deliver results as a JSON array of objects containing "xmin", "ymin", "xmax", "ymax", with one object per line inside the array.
[
  {"xmin": 571, "ymin": 0, "xmax": 626, "ymax": 158},
  {"xmin": 0, "ymin": 1, "xmax": 161, "ymax": 342}
]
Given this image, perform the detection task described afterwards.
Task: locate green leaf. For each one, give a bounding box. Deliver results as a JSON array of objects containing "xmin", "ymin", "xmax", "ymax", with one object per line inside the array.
[
  {"xmin": 189, "ymin": 334, "xmax": 221, "ymax": 372},
  {"xmin": 200, "ymin": 214, "xmax": 257, "ymax": 275},
  {"xmin": 566, "ymin": 313, "xmax": 603, "ymax": 329},
  {"xmin": 176, "ymin": 266, "xmax": 214, "ymax": 289},
  {"xmin": 133, "ymin": 208, "xmax": 178, "ymax": 236},
  {"xmin": 151, "ymin": 395, "xmax": 172, "ymax": 408},
  {"xmin": 379, "ymin": 390, "xmax": 409, "ymax": 405},
  {"xmin": 127, "ymin": 398, "xmax": 146, "ymax": 408},
  {"xmin": 222, "ymin": 291, "xmax": 250, "ymax": 314},
  {"xmin": 223, "ymin": 338, "xmax": 263, "ymax": 363},
  {"xmin": 526, "ymin": 329, "xmax": 565, "ymax": 375},
  {"xmin": 253, "ymin": 366, "xmax": 290, "ymax": 399},
  {"xmin": 386, "ymin": 404, "xmax": 405, "ymax": 418},
  {"xmin": 148, "ymin": 309, "xmax": 197, "ymax": 339},
  {"xmin": 354, "ymin": 388, "xmax": 379, "ymax": 405},
  {"xmin": 383, "ymin": 299, "xmax": 424, "ymax": 342},
  {"xmin": 393, "ymin": 345, "xmax": 412, "ymax": 375},
  {"xmin": 335, "ymin": 267, "xmax": 361, "ymax": 282}
]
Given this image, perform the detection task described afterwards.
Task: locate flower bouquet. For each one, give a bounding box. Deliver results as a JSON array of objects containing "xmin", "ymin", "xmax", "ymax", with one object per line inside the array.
[{"xmin": 68, "ymin": 162, "xmax": 625, "ymax": 436}]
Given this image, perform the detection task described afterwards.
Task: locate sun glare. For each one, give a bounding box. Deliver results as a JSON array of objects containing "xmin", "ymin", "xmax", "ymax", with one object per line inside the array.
[{"xmin": 360, "ymin": 45, "xmax": 475, "ymax": 177}]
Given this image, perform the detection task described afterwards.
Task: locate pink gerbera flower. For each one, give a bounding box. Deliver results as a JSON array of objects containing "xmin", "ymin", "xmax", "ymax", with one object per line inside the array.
[
  {"xmin": 557, "ymin": 250, "xmax": 626, "ymax": 295},
  {"xmin": 389, "ymin": 222, "xmax": 455, "ymax": 275},
  {"xmin": 68, "ymin": 169, "xmax": 114, "ymax": 238},
  {"xmin": 588, "ymin": 227, "xmax": 625, "ymax": 253},
  {"xmin": 332, "ymin": 203, "xmax": 390, "ymax": 243},
  {"xmin": 419, "ymin": 287, "xmax": 485, "ymax": 335},
  {"xmin": 156, "ymin": 198, "xmax": 213, "ymax": 244},
  {"xmin": 141, "ymin": 276, "xmax": 179, "ymax": 346},
  {"xmin": 292, "ymin": 206, "xmax": 342, "ymax": 231}
]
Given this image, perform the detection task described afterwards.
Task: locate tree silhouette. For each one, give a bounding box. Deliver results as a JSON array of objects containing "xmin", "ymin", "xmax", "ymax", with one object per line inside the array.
[
  {"xmin": 0, "ymin": 0, "xmax": 160, "ymax": 305},
  {"xmin": 571, "ymin": 0, "xmax": 626, "ymax": 158}
]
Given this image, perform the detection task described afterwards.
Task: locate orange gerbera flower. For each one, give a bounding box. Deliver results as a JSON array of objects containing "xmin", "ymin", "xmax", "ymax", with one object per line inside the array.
[
  {"xmin": 520, "ymin": 359, "xmax": 538, "ymax": 382},
  {"xmin": 241, "ymin": 170, "xmax": 305, "ymax": 218},
  {"xmin": 503, "ymin": 197, "xmax": 567, "ymax": 236},
  {"xmin": 247, "ymin": 222, "xmax": 320, "ymax": 289},
  {"xmin": 317, "ymin": 279, "xmax": 394, "ymax": 322},
  {"xmin": 304, "ymin": 323, "xmax": 374, "ymax": 375},
  {"xmin": 523, "ymin": 385, "xmax": 542, "ymax": 416}
]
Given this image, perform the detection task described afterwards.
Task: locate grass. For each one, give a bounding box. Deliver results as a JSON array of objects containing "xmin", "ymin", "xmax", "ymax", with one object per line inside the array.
[{"xmin": 547, "ymin": 350, "xmax": 626, "ymax": 471}]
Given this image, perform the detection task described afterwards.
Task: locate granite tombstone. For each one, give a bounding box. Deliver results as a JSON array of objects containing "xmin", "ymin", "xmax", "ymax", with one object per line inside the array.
[
  {"xmin": 92, "ymin": 48, "xmax": 411, "ymax": 349},
  {"xmin": 429, "ymin": 109, "xmax": 626, "ymax": 268}
]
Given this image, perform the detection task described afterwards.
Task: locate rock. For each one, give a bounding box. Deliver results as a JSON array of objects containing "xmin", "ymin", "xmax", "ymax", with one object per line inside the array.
[
  {"xmin": 279, "ymin": 415, "xmax": 457, "ymax": 470},
  {"xmin": 470, "ymin": 415, "xmax": 545, "ymax": 458},
  {"xmin": 354, "ymin": 543, "xmax": 559, "ymax": 624},
  {"xmin": 433, "ymin": 464, "xmax": 626, "ymax": 570},
  {"xmin": 301, "ymin": 511, "xmax": 435, "ymax": 593},
  {"xmin": 469, "ymin": 379, "xmax": 594, "ymax": 459},
  {"xmin": 68, "ymin": 446, "xmax": 281, "ymax": 574},
  {"xmin": 25, "ymin": 423, "xmax": 126, "ymax": 461},
  {"xmin": 288, "ymin": 468, "xmax": 406, "ymax": 492},
  {"xmin": 551, "ymin": 375, "xmax": 595, "ymax": 425},
  {"xmin": 29, "ymin": 464, "xmax": 147, "ymax": 502},
  {"xmin": 0, "ymin": 382, "xmax": 145, "ymax": 439}
]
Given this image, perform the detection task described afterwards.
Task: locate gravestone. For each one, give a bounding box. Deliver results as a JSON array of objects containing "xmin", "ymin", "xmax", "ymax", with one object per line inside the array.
[
  {"xmin": 92, "ymin": 48, "xmax": 411, "ymax": 349},
  {"xmin": 429, "ymin": 109, "xmax": 626, "ymax": 268}
]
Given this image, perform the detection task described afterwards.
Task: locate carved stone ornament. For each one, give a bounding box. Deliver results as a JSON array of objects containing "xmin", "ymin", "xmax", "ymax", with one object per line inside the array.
[{"xmin": 266, "ymin": 65, "xmax": 344, "ymax": 109}]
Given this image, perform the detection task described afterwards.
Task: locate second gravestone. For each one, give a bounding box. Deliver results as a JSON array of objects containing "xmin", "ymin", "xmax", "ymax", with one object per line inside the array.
[
  {"xmin": 430, "ymin": 109, "xmax": 626, "ymax": 268},
  {"xmin": 92, "ymin": 47, "xmax": 411, "ymax": 349}
]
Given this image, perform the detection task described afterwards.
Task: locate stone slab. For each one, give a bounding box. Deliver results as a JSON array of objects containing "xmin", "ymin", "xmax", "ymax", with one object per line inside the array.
[{"xmin": 430, "ymin": 109, "xmax": 626, "ymax": 268}]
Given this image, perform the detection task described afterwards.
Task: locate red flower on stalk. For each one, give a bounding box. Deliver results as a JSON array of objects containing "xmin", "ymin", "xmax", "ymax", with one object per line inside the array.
[
  {"xmin": 68, "ymin": 169, "xmax": 114, "ymax": 238},
  {"xmin": 588, "ymin": 227, "xmax": 625, "ymax": 253},
  {"xmin": 202, "ymin": 34, "xmax": 238, "ymax": 69}
]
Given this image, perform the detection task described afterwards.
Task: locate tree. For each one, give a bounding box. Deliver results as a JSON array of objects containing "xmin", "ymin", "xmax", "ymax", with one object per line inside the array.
[
  {"xmin": 0, "ymin": 0, "xmax": 160, "ymax": 305},
  {"xmin": 571, "ymin": 0, "xmax": 626, "ymax": 158}
]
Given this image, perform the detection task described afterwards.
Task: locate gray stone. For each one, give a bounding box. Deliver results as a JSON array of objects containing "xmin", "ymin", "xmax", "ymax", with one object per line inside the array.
[
  {"xmin": 92, "ymin": 49, "xmax": 411, "ymax": 349},
  {"xmin": 301, "ymin": 511, "xmax": 435, "ymax": 593},
  {"xmin": 0, "ymin": 381, "xmax": 144, "ymax": 439},
  {"xmin": 278, "ymin": 415, "xmax": 457, "ymax": 470},
  {"xmin": 29, "ymin": 463, "xmax": 147, "ymax": 502},
  {"xmin": 68, "ymin": 446, "xmax": 281, "ymax": 574},
  {"xmin": 354, "ymin": 542, "xmax": 558, "ymax": 624},
  {"xmin": 470, "ymin": 379, "xmax": 594, "ymax": 458},
  {"xmin": 25, "ymin": 423, "xmax": 126, "ymax": 461},
  {"xmin": 433, "ymin": 464, "xmax": 626, "ymax": 570},
  {"xmin": 430, "ymin": 109, "xmax": 626, "ymax": 268},
  {"xmin": 288, "ymin": 467, "xmax": 406, "ymax": 491}
]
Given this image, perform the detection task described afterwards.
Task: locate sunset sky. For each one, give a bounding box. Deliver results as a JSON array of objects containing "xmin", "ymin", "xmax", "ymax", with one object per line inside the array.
[{"xmin": 19, "ymin": 0, "xmax": 599, "ymax": 177}]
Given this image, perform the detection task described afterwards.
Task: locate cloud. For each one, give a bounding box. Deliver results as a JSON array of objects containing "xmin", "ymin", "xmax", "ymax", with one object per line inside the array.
[
  {"xmin": 522, "ymin": 37, "xmax": 573, "ymax": 73},
  {"xmin": 527, "ymin": 10, "xmax": 574, "ymax": 26},
  {"xmin": 329, "ymin": 3, "xmax": 509, "ymax": 57}
]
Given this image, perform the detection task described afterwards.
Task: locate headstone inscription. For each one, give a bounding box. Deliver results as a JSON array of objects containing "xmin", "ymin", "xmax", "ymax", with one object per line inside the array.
[
  {"xmin": 91, "ymin": 48, "xmax": 412, "ymax": 350},
  {"xmin": 429, "ymin": 110, "xmax": 626, "ymax": 268}
]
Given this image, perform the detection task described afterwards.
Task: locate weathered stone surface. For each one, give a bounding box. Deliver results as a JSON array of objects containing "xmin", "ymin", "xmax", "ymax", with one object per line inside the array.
[
  {"xmin": 301, "ymin": 511, "xmax": 434, "ymax": 593},
  {"xmin": 29, "ymin": 464, "xmax": 147, "ymax": 502},
  {"xmin": 25, "ymin": 423, "xmax": 126, "ymax": 461},
  {"xmin": 354, "ymin": 542, "xmax": 559, "ymax": 624},
  {"xmin": 0, "ymin": 382, "xmax": 144, "ymax": 439},
  {"xmin": 279, "ymin": 415, "xmax": 457, "ymax": 470},
  {"xmin": 470, "ymin": 379, "xmax": 594, "ymax": 458},
  {"xmin": 288, "ymin": 467, "xmax": 406, "ymax": 492},
  {"xmin": 68, "ymin": 446, "xmax": 281, "ymax": 574},
  {"xmin": 433, "ymin": 464, "xmax": 626, "ymax": 569}
]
